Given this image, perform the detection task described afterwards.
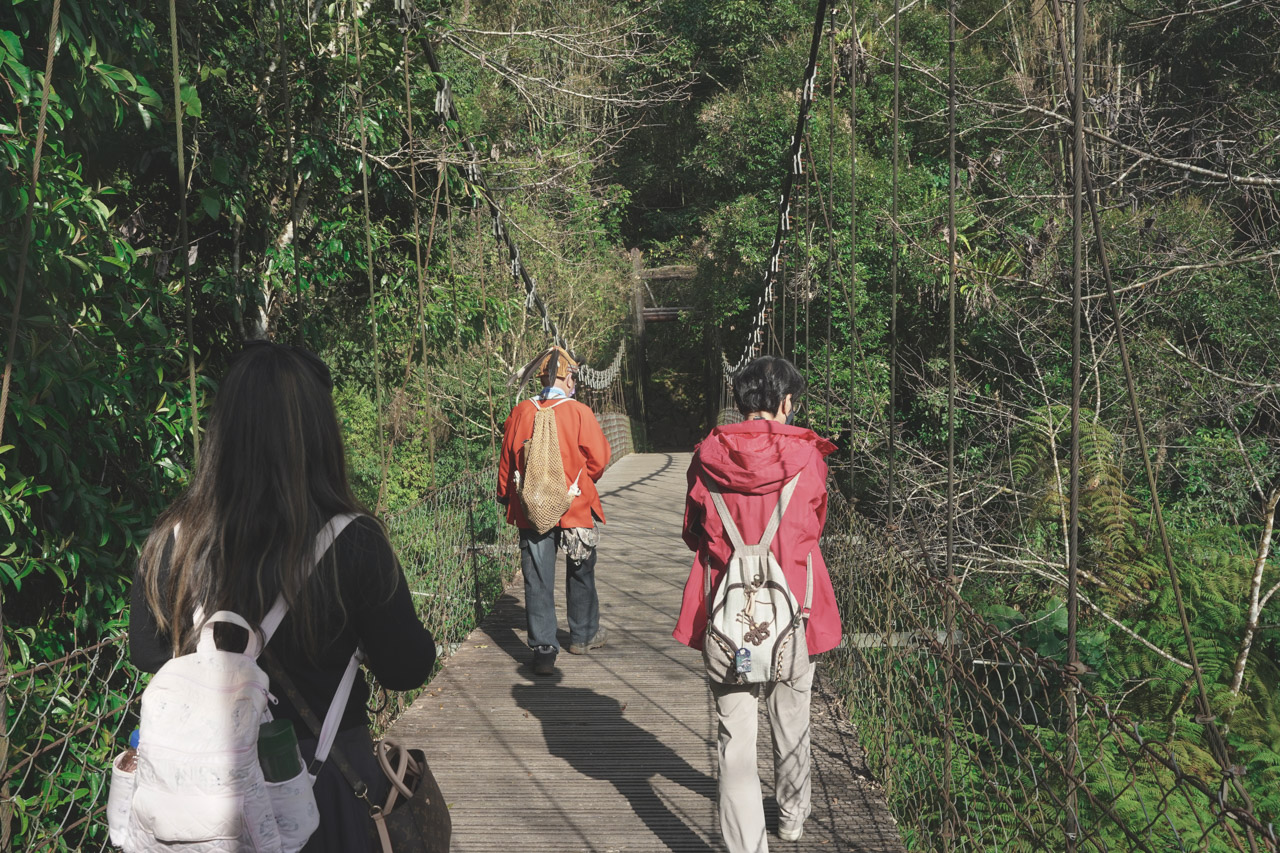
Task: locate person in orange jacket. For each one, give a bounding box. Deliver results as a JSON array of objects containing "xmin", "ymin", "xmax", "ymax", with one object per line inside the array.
[{"xmin": 497, "ymin": 346, "xmax": 611, "ymax": 675}]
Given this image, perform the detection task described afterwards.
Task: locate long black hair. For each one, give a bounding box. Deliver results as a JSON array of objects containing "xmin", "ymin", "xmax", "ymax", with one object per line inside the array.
[{"xmin": 138, "ymin": 342, "xmax": 372, "ymax": 656}]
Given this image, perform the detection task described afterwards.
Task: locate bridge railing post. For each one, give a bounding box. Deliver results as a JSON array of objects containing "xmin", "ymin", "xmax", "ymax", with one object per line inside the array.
[{"xmin": 629, "ymin": 249, "xmax": 648, "ymax": 434}]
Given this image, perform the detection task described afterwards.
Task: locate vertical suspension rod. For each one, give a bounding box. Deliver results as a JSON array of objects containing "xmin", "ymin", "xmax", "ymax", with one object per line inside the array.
[
  {"xmin": 825, "ymin": 8, "xmax": 835, "ymax": 438},
  {"xmin": 889, "ymin": 0, "xmax": 900, "ymax": 524},
  {"xmin": 168, "ymin": 0, "xmax": 200, "ymax": 460},
  {"xmin": 848, "ymin": 0, "xmax": 858, "ymax": 477},
  {"xmin": 1066, "ymin": 0, "xmax": 1085, "ymax": 845},
  {"xmin": 352, "ymin": 0, "xmax": 388, "ymax": 513},
  {"xmin": 804, "ymin": 138, "xmax": 812, "ymax": 370},
  {"xmin": 944, "ymin": 0, "xmax": 958, "ymax": 845}
]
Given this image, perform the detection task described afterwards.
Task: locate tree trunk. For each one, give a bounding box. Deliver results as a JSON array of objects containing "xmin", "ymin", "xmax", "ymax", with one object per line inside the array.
[{"xmin": 1230, "ymin": 487, "xmax": 1280, "ymax": 694}]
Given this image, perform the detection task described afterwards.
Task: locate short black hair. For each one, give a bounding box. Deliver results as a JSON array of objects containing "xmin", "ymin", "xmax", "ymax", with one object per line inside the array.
[{"xmin": 733, "ymin": 356, "xmax": 806, "ymax": 416}]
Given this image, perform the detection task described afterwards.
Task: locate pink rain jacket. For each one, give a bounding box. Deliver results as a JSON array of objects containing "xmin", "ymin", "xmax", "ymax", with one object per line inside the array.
[{"xmin": 673, "ymin": 420, "xmax": 843, "ymax": 655}]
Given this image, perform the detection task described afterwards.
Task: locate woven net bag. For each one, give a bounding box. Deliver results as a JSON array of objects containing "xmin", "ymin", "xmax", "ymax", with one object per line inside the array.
[{"xmin": 519, "ymin": 403, "xmax": 572, "ymax": 534}]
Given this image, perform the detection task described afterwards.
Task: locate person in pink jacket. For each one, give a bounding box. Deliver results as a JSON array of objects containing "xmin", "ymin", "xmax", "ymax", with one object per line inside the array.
[{"xmin": 674, "ymin": 355, "xmax": 842, "ymax": 852}]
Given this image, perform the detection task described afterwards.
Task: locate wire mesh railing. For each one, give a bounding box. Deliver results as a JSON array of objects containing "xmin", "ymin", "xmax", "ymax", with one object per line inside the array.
[
  {"xmin": 1, "ymin": 638, "xmax": 139, "ymax": 852},
  {"xmin": 577, "ymin": 347, "xmax": 640, "ymax": 463},
  {"xmin": 2, "ymin": 487, "xmax": 517, "ymax": 850},
  {"xmin": 822, "ymin": 488, "xmax": 1279, "ymax": 853}
]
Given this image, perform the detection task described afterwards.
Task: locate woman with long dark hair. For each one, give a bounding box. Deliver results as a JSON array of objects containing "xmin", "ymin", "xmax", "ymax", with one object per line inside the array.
[{"xmin": 130, "ymin": 341, "xmax": 436, "ymax": 852}]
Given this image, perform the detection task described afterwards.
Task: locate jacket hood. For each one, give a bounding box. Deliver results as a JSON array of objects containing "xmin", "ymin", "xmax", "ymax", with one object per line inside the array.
[{"xmin": 695, "ymin": 421, "xmax": 837, "ymax": 495}]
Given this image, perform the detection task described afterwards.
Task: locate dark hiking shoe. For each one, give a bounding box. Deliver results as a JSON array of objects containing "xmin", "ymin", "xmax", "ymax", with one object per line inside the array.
[
  {"xmin": 567, "ymin": 628, "xmax": 608, "ymax": 655},
  {"xmin": 532, "ymin": 646, "xmax": 558, "ymax": 676}
]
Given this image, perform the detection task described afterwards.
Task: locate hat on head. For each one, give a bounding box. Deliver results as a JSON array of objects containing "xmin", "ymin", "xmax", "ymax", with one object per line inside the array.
[
  {"xmin": 510, "ymin": 345, "xmax": 582, "ymax": 391},
  {"xmin": 537, "ymin": 346, "xmax": 578, "ymax": 384}
]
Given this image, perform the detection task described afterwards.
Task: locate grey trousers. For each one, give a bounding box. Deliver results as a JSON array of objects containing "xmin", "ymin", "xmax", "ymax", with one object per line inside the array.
[
  {"xmin": 709, "ymin": 659, "xmax": 815, "ymax": 853},
  {"xmin": 519, "ymin": 527, "xmax": 599, "ymax": 651}
]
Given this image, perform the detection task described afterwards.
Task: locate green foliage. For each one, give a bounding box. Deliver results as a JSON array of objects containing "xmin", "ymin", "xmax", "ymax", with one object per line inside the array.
[
  {"xmin": 615, "ymin": 0, "xmax": 1280, "ymax": 841},
  {"xmin": 4, "ymin": 0, "xmax": 1280, "ymax": 845},
  {"xmin": 2, "ymin": 0, "xmax": 645, "ymax": 844}
]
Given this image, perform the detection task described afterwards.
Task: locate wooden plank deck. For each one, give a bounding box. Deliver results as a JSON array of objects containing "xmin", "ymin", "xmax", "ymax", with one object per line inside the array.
[{"xmin": 390, "ymin": 453, "xmax": 906, "ymax": 852}]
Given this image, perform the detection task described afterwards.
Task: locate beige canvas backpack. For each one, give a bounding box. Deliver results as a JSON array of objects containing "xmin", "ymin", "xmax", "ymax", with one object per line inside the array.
[
  {"xmin": 702, "ymin": 473, "xmax": 812, "ymax": 684},
  {"xmin": 517, "ymin": 399, "xmax": 581, "ymax": 534}
]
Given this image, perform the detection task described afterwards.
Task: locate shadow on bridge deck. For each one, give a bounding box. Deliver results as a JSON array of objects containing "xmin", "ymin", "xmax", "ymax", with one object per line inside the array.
[{"xmin": 389, "ymin": 453, "xmax": 905, "ymax": 852}]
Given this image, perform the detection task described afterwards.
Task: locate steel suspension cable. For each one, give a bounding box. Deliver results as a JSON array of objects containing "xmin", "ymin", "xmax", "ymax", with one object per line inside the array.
[
  {"xmin": 351, "ymin": 0, "xmax": 388, "ymax": 513},
  {"xmin": 419, "ymin": 38, "xmax": 578, "ymax": 360},
  {"xmin": 408, "ymin": 38, "xmax": 629, "ymax": 390},
  {"xmin": 723, "ymin": 0, "xmax": 831, "ymax": 377},
  {"xmin": 1043, "ymin": 0, "xmax": 1258, "ymax": 824},
  {"xmin": 168, "ymin": 0, "xmax": 200, "ymax": 461},
  {"xmin": 0, "ymin": 0, "xmax": 62, "ymax": 450}
]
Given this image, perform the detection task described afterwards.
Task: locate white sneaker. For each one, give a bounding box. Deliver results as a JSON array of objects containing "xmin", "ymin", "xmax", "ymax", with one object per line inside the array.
[{"xmin": 779, "ymin": 805, "xmax": 811, "ymax": 842}]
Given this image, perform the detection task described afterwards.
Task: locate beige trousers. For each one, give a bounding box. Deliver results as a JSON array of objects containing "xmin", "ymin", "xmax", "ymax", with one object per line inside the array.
[{"xmin": 709, "ymin": 658, "xmax": 814, "ymax": 853}]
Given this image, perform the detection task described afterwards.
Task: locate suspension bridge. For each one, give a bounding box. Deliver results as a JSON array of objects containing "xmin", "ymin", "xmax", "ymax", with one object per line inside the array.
[
  {"xmin": 387, "ymin": 452, "xmax": 905, "ymax": 852},
  {"xmin": 2, "ymin": 0, "xmax": 1278, "ymax": 849}
]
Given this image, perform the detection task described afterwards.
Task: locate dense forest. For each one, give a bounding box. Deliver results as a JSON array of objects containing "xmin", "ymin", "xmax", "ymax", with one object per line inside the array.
[{"xmin": 2, "ymin": 0, "xmax": 1278, "ymax": 846}]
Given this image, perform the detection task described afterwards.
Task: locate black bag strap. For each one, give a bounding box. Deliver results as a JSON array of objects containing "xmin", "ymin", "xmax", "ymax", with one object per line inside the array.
[{"xmin": 261, "ymin": 650, "xmax": 373, "ymax": 808}]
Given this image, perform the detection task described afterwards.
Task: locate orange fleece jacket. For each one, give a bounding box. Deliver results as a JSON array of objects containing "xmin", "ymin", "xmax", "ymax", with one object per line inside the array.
[{"xmin": 496, "ymin": 397, "xmax": 611, "ymax": 529}]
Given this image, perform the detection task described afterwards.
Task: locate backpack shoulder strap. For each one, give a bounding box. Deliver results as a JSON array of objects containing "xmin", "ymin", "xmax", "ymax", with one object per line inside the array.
[
  {"xmin": 756, "ymin": 472, "xmax": 802, "ymax": 549},
  {"xmin": 705, "ymin": 482, "xmax": 748, "ymax": 553},
  {"xmin": 259, "ymin": 513, "xmax": 364, "ymax": 771},
  {"xmin": 191, "ymin": 513, "xmax": 362, "ymax": 647},
  {"xmin": 703, "ymin": 481, "xmax": 746, "ymax": 609},
  {"xmin": 258, "ymin": 512, "xmax": 361, "ymax": 648},
  {"xmin": 705, "ymin": 472, "xmax": 803, "ymax": 554},
  {"xmin": 702, "ymin": 473, "xmax": 802, "ymax": 606},
  {"xmin": 530, "ymin": 397, "xmax": 570, "ymax": 410}
]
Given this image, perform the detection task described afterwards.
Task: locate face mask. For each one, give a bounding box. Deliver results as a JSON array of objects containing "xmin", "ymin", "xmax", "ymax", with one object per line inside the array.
[{"xmin": 785, "ymin": 410, "xmax": 796, "ymax": 426}]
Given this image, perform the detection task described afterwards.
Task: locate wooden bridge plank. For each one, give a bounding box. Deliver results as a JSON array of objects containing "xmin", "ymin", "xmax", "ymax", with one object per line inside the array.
[{"xmin": 390, "ymin": 453, "xmax": 905, "ymax": 852}]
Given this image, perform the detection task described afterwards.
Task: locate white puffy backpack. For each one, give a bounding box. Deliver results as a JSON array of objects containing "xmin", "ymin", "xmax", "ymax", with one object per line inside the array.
[
  {"xmin": 702, "ymin": 473, "xmax": 812, "ymax": 684},
  {"xmin": 108, "ymin": 513, "xmax": 363, "ymax": 852}
]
